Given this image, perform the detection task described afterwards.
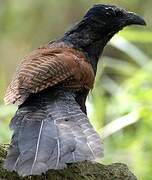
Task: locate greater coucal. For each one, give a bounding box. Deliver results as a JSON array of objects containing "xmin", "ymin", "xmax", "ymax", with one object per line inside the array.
[{"xmin": 4, "ymin": 4, "xmax": 146, "ymax": 176}]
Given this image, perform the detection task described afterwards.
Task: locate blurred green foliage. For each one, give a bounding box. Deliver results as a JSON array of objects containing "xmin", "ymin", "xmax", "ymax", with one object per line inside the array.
[{"xmin": 0, "ymin": 0, "xmax": 152, "ymax": 179}]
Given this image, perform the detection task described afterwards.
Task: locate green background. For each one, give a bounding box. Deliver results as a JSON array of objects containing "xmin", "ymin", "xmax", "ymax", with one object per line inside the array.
[{"xmin": 0, "ymin": 0, "xmax": 152, "ymax": 179}]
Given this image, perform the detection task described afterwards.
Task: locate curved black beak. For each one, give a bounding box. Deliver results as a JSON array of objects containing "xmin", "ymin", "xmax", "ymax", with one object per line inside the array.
[{"xmin": 126, "ymin": 12, "xmax": 146, "ymax": 26}]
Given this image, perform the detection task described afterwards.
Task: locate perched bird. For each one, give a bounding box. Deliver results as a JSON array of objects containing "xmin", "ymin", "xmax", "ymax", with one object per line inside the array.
[{"xmin": 4, "ymin": 4, "xmax": 146, "ymax": 176}]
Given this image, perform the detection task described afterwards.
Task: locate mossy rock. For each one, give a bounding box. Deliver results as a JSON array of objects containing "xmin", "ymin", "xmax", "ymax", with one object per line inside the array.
[{"xmin": 0, "ymin": 145, "xmax": 137, "ymax": 180}]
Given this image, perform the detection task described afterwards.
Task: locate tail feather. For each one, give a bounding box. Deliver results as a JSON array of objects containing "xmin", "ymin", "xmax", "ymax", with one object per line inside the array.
[
  {"xmin": 17, "ymin": 120, "xmax": 59, "ymax": 176},
  {"xmin": 4, "ymin": 131, "xmax": 20, "ymax": 171},
  {"xmin": 4, "ymin": 112, "xmax": 23, "ymax": 171},
  {"xmin": 4, "ymin": 90, "xmax": 103, "ymax": 176}
]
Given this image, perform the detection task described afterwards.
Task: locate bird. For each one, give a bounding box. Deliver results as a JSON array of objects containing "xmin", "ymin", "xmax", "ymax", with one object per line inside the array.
[{"xmin": 4, "ymin": 4, "xmax": 146, "ymax": 177}]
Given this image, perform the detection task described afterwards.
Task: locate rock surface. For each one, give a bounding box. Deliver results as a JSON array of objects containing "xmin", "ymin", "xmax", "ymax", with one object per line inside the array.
[{"xmin": 0, "ymin": 145, "xmax": 137, "ymax": 180}]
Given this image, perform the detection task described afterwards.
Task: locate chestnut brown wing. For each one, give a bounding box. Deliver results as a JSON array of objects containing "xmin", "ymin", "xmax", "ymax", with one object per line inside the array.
[{"xmin": 4, "ymin": 47, "xmax": 84, "ymax": 105}]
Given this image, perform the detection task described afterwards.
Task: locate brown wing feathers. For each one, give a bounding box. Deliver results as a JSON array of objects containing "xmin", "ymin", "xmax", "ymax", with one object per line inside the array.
[{"xmin": 4, "ymin": 43, "xmax": 94, "ymax": 105}]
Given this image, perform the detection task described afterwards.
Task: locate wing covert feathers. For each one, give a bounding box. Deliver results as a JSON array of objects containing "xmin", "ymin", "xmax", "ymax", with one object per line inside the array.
[{"xmin": 4, "ymin": 43, "xmax": 94, "ymax": 105}]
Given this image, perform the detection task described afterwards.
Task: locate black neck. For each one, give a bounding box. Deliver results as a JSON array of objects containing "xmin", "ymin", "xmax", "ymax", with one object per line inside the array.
[{"xmin": 60, "ymin": 17, "xmax": 114, "ymax": 73}]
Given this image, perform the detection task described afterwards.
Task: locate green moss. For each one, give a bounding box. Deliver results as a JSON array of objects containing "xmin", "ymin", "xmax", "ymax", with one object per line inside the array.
[{"xmin": 0, "ymin": 145, "xmax": 137, "ymax": 180}]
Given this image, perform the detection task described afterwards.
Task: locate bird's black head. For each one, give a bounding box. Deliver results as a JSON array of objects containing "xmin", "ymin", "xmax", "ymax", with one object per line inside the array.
[
  {"xmin": 62, "ymin": 4, "xmax": 146, "ymax": 73},
  {"xmin": 84, "ymin": 4, "xmax": 146, "ymax": 36}
]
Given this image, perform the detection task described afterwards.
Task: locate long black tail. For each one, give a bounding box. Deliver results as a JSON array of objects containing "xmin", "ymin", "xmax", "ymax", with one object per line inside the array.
[{"xmin": 4, "ymin": 89, "xmax": 103, "ymax": 176}]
